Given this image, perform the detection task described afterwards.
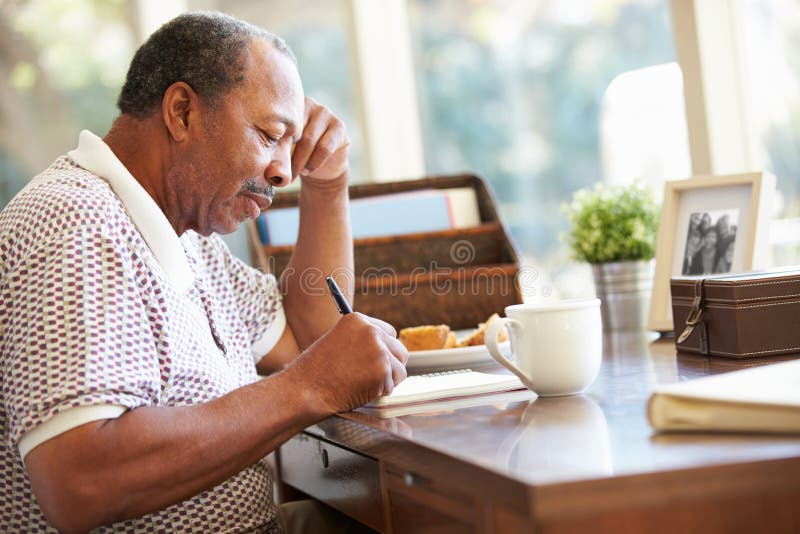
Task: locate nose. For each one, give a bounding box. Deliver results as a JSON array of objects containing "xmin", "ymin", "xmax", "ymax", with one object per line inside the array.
[{"xmin": 264, "ymin": 141, "xmax": 292, "ymax": 188}]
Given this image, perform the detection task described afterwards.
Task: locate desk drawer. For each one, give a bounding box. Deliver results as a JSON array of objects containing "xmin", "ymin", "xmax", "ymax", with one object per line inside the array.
[
  {"xmin": 279, "ymin": 433, "xmax": 383, "ymax": 532},
  {"xmin": 383, "ymin": 463, "xmax": 477, "ymax": 534},
  {"xmin": 383, "ymin": 464, "xmax": 530, "ymax": 534}
]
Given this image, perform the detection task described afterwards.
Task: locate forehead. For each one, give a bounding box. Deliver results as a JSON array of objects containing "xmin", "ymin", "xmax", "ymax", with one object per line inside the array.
[{"xmin": 228, "ymin": 38, "xmax": 304, "ymax": 129}]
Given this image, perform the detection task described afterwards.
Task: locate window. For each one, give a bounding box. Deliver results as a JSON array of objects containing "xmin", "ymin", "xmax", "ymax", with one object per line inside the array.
[
  {"xmin": 0, "ymin": 0, "xmax": 133, "ymax": 207},
  {"xmin": 742, "ymin": 0, "xmax": 800, "ymax": 264},
  {"xmin": 408, "ymin": 0, "xmax": 678, "ymax": 295}
]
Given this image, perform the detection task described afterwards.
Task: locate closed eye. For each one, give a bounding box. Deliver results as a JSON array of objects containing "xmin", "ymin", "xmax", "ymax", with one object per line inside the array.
[{"xmin": 257, "ymin": 128, "xmax": 279, "ymax": 146}]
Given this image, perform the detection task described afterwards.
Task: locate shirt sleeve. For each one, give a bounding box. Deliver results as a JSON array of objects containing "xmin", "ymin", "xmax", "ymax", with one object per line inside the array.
[
  {"xmin": 195, "ymin": 235, "xmax": 286, "ymax": 362},
  {"xmin": 1, "ymin": 223, "xmax": 163, "ymax": 452}
]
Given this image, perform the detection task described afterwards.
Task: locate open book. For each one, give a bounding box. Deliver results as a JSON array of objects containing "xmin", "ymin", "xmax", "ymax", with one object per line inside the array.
[
  {"xmin": 358, "ymin": 369, "xmax": 529, "ymax": 417},
  {"xmin": 648, "ymin": 359, "xmax": 800, "ymax": 433}
]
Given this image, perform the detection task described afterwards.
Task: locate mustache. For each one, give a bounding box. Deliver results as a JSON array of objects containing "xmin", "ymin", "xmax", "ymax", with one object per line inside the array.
[{"xmin": 242, "ymin": 179, "xmax": 275, "ymax": 201}]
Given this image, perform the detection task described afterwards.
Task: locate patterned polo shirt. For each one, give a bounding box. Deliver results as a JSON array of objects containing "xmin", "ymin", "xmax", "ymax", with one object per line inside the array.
[{"xmin": 0, "ymin": 131, "xmax": 286, "ymax": 532}]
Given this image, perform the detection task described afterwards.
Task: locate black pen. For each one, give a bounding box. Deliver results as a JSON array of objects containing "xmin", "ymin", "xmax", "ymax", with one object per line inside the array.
[{"xmin": 326, "ymin": 276, "xmax": 352, "ymax": 315}]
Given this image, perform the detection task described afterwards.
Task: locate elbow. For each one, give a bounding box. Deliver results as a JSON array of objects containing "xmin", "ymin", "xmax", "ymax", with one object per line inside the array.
[
  {"xmin": 24, "ymin": 420, "xmax": 129, "ymax": 532},
  {"xmin": 29, "ymin": 465, "xmax": 118, "ymax": 533},
  {"xmin": 44, "ymin": 514, "xmax": 97, "ymax": 534}
]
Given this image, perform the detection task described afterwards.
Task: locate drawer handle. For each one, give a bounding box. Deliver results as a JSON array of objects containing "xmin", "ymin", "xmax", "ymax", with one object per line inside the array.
[
  {"xmin": 321, "ymin": 448, "xmax": 329, "ymax": 468},
  {"xmin": 402, "ymin": 472, "xmax": 428, "ymax": 487}
]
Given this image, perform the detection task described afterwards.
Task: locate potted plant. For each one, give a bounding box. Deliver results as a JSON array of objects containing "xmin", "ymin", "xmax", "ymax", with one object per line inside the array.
[{"xmin": 563, "ymin": 181, "xmax": 660, "ymax": 332}]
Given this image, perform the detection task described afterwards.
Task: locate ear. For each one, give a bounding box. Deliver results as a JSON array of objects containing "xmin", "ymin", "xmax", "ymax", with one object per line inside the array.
[{"xmin": 162, "ymin": 81, "xmax": 200, "ymax": 142}]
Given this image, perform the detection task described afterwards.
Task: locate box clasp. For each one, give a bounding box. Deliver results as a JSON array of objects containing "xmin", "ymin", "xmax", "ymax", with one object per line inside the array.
[{"xmin": 677, "ymin": 279, "xmax": 707, "ymax": 351}]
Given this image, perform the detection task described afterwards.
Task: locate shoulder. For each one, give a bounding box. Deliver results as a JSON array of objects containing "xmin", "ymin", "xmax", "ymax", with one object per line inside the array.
[
  {"xmin": 0, "ymin": 156, "xmax": 135, "ymax": 268},
  {"xmin": 2, "ymin": 155, "xmax": 128, "ymax": 227}
]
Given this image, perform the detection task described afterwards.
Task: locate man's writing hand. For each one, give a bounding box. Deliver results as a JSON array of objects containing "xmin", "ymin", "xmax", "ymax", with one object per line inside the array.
[
  {"xmin": 291, "ymin": 97, "xmax": 350, "ymax": 186},
  {"xmin": 284, "ymin": 313, "xmax": 409, "ymax": 415}
]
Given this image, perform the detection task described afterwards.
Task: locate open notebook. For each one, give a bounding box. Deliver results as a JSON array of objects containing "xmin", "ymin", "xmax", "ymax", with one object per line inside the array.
[
  {"xmin": 648, "ymin": 359, "xmax": 800, "ymax": 433},
  {"xmin": 358, "ymin": 389, "xmax": 535, "ymax": 418},
  {"xmin": 358, "ymin": 369, "xmax": 529, "ymax": 417}
]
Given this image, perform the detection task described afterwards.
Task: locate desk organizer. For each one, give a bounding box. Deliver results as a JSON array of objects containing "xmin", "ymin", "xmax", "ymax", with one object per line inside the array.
[
  {"xmin": 671, "ymin": 268, "xmax": 800, "ymax": 358},
  {"xmin": 248, "ymin": 174, "xmax": 523, "ymax": 330}
]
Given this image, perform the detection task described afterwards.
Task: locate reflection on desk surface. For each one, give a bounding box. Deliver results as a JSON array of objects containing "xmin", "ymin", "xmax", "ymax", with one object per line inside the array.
[
  {"xmin": 495, "ymin": 396, "xmax": 612, "ymax": 481},
  {"xmin": 328, "ymin": 332, "xmax": 800, "ymax": 486}
]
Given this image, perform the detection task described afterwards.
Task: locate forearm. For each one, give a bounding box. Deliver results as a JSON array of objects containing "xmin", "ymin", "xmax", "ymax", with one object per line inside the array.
[
  {"xmin": 281, "ymin": 175, "xmax": 353, "ymax": 348},
  {"xmin": 26, "ymin": 367, "xmax": 325, "ymax": 533}
]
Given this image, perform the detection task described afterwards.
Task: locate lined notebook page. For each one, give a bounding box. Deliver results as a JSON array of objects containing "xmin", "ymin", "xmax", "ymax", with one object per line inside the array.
[
  {"xmin": 367, "ymin": 369, "xmax": 525, "ymax": 408},
  {"xmin": 359, "ymin": 389, "xmax": 535, "ymax": 418}
]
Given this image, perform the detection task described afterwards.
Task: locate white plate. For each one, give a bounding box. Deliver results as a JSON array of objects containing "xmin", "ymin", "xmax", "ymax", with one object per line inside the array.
[{"xmin": 406, "ymin": 340, "xmax": 510, "ymax": 371}]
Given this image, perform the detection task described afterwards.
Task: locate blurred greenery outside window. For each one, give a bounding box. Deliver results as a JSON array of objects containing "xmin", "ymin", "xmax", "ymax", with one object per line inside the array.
[
  {"xmin": 742, "ymin": 0, "xmax": 800, "ymax": 265},
  {"xmin": 744, "ymin": 0, "xmax": 800, "ymax": 215},
  {"xmin": 0, "ymin": 0, "xmax": 133, "ymax": 207},
  {"xmin": 407, "ymin": 0, "xmax": 677, "ymax": 295}
]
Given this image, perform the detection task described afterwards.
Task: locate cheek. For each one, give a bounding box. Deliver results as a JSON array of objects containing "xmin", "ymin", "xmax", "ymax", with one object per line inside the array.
[{"xmin": 231, "ymin": 140, "xmax": 270, "ymax": 176}]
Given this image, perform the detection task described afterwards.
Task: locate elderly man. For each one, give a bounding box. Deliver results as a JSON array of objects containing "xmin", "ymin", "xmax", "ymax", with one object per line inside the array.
[{"xmin": 0, "ymin": 11, "xmax": 407, "ymax": 534}]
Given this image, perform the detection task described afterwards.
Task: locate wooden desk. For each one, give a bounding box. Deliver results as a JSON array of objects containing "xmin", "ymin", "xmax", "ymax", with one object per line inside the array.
[{"xmin": 277, "ymin": 334, "xmax": 800, "ymax": 533}]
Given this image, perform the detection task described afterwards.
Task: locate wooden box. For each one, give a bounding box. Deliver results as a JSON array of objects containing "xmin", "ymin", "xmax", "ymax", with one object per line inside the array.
[{"xmin": 248, "ymin": 174, "xmax": 523, "ymax": 330}]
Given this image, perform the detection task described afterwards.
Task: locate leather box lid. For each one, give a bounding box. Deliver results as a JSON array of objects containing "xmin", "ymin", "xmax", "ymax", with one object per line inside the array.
[{"xmin": 671, "ymin": 267, "xmax": 800, "ymax": 304}]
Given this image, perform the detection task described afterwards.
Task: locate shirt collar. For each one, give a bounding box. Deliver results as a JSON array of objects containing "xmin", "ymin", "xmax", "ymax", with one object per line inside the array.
[{"xmin": 67, "ymin": 130, "xmax": 195, "ymax": 292}]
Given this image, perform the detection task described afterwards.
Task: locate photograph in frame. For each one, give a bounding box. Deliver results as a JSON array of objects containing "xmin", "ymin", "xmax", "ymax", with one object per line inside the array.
[
  {"xmin": 680, "ymin": 209, "xmax": 739, "ymax": 276},
  {"xmin": 647, "ymin": 172, "xmax": 775, "ymax": 332}
]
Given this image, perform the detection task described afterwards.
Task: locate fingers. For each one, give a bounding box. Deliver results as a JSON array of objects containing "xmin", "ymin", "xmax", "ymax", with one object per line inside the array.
[
  {"xmin": 291, "ymin": 97, "xmax": 349, "ymax": 179},
  {"xmin": 349, "ymin": 313, "xmax": 407, "ymax": 369},
  {"xmin": 304, "ymin": 127, "xmax": 345, "ymax": 174},
  {"xmin": 389, "ymin": 356, "xmax": 407, "ymax": 390},
  {"xmin": 379, "ymin": 325, "xmax": 408, "ymax": 394},
  {"xmin": 350, "ymin": 313, "xmax": 408, "ymax": 395},
  {"xmin": 290, "ymin": 100, "xmax": 324, "ymax": 177},
  {"xmin": 358, "ymin": 313, "xmax": 397, "ymax": 339},
  {"xmin": 353, "ymin": 312, "xmax": 408, "ymax": 369},
  {"xmin": 384, "ymin": 334, "xmax": 409, "ymax": 366}
]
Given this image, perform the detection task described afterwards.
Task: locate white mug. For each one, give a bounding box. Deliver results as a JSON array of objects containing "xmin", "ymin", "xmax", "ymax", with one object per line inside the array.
[{"xmin": 486, "ymin": 299, "xmax": 602, "ymax": 396}]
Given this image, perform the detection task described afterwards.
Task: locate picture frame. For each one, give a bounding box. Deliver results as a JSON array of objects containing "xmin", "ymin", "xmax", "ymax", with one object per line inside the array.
[{"xmin": 647, "ymin": 172, "xmax": 775, "ymax": 332}]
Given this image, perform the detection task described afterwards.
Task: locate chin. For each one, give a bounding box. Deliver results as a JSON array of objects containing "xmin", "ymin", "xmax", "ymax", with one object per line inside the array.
[
  {"xmin": 212, "ymin": 222, "xmax": 241, "ymax": 236},
  {"xmin": 220, "ymin": 214, "xmax": 254, "ymax": 235},
  {"xmin": 205, "ymin": 208, "xmax": 246, "ymax": 236}
]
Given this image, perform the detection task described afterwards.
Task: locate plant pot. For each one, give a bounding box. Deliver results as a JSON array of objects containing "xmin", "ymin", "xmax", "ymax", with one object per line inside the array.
[{"xmin": 591, "ymin": 260, "xmax": 654, "ymax": 332}]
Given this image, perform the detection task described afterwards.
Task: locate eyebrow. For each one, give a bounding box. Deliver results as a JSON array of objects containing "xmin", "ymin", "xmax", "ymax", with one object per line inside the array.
[{"xmin": 264, "ymin": 112, "xmax": 301, "ymax": 143}]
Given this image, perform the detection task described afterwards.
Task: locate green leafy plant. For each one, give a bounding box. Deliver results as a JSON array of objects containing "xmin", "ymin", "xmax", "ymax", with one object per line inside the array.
[{"xmin": 563, "ymin": 181, "xmax": 660, "ymax": 264}]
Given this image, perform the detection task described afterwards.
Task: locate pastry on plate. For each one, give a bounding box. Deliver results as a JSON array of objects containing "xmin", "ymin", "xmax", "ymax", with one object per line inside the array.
[
  {"xmin": 398, "ymin": 314, "xmax": 507, "ymax": 351},
  {"xmin": 398, "ymin": 324, "xmax": 452, "ymax": 351},
  {"xmin": 444, "ymin": 331, "xmax": 458, "ymax": 348},
  {"xmin": 457, "ymin": 313, "xmax": 508, "ymax": 347}
]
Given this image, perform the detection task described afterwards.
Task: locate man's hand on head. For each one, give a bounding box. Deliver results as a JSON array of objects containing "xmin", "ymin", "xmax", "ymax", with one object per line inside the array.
[{"xmin": 290, "ymin": 97, "xmax": 351, "ymax": 187}]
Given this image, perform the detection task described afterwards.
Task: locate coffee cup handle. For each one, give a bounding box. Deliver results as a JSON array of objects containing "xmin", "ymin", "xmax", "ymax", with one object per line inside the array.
[{"xmin": 485, "ymin": 318, "xmax": 535, "ymax": 390}]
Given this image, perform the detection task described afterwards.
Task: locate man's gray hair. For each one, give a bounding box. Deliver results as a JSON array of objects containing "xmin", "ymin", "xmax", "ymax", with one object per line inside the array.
[{"xmin": 117, "ymin": 11, "xmax": 295, "ymax": 118}]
